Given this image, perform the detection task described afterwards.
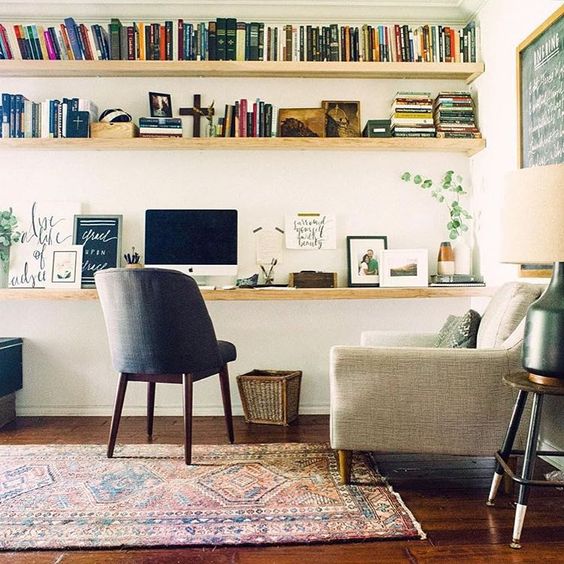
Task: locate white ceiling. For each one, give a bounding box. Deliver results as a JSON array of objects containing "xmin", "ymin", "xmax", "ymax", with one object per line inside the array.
[{"xmin": 0, "ymin": 0, "xmax": 487, "ymax": 24}]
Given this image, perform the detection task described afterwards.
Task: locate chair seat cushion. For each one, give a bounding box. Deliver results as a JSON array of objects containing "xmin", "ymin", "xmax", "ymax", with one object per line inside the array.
[
  {"xmin": 434, "ymin": 309, "xmax": 481, "ymax": 348},
  {"xmin": 218, "ymin": 340, "xmax": 237, "ymax": 364}
]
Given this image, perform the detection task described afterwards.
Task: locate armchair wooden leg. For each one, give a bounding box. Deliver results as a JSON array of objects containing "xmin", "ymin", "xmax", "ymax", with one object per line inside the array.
[
  {"xmin": 338, "ymin": 449, "xmax": 353, "ymax": 485},
  {"xmin": 219, "ymin": 365, "xmax": 235, "ymax": 444},
  {"xmin": 182, "ymin": 373, "xmax": 194, "ymax": 465},
  {"xmin": 107, "ymin": 373, "xmax": 128, "ymax": 458},
  {"xmin": 147, "ymin": 382, "xmax": 156, "ymax": 438}
]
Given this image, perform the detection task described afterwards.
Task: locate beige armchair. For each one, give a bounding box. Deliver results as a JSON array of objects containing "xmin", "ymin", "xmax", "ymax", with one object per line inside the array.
[{"xmin": 330, "ymin": 282, "xmax": 543, "ymax": 484}]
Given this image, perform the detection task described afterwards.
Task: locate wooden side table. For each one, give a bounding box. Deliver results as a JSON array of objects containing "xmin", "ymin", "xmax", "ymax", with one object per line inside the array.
[{"xmin": 486, "ymin": 372, "xmax": 564, "ymax": 549}]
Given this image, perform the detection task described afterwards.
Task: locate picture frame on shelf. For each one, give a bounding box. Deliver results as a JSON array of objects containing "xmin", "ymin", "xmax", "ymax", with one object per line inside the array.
[
  {"xmin": 380, "ymin": 249, "xmax": 429, "ymax": 287},
  {"xmin": 73, "ymin": 215, "xmax": 122, "ymax": 288},
  {"xmin": 44, "ymin": 246, "xmax": 83, "ymax": 289},
  {"xmin": 322, "ymin": 100, "xmax": 361, "ymax": 137},
  {"xmin": 278, "ymin": 108, "xmax": 326, "ymax": 137},
  {"xmin": 148, "ymin": 92, "xmax": 173, "ymax": 118},
  {"xmin": 346, "ymin": 236, "xmax": 388, "ymax": 287}
]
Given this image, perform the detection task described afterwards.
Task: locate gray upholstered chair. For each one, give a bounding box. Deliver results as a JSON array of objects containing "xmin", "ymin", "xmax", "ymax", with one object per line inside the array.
[
  {"xmin": 330, "ymin": 282, "xmax": 543, "ymax": 484},
  {"xmin": 95, "ymin": 268, "xmax": 236, "ymax": 465}
]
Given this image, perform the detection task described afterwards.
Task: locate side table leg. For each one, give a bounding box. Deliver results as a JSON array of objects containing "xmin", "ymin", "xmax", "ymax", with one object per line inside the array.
[
  {"xmin": 486, "ymin": 389, "xmax": 528, "ymax": 506},
  {"xmin": 510, "ymin": 393, "xmax": 544, "ymax": 550}
]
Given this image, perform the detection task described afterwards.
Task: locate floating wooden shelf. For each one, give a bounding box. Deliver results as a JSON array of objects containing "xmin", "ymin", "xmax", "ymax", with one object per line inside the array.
[
  {"xmin": 0, "ymin": 60, "xmax": 484, "ymax": 83},
  {"xmin": 0, "ymin": 136, "xmax": 486, "ymax": 156},
  {"xmin": 0, "ymin": 286, "xmax": 494, "ymax": 301}
]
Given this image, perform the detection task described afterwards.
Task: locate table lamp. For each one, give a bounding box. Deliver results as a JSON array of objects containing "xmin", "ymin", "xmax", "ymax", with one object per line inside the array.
[{"xmin": 501, "ymin": 163, "xmax": 564, "ymax": 386}]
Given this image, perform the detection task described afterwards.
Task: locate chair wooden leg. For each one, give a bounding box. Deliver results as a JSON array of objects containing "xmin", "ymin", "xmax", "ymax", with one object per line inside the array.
[
  {"xmin": 147, "ymin": 382, "xmax": 156, "ymax": 437},
  {"xmin": 182, "ymin": 373, "xmax": 194, "ymax": 465},
  {"xmin": 219, "ymin": 364, "xmax": 235, "ymax": 444},
  {"xmin": 107, "ymin": 373, "xmax": 128, "ymax": 458},
  {"xmin": 338, "ymin": 449, "xmax": 353, "ymax": 485}
]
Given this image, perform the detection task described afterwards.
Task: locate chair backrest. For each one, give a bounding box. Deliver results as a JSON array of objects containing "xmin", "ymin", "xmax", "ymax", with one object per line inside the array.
[
  {"xmin": 476, "ymin": 282, "xmax": 543, "ymax": 349},
  {"xmin": 95, "ymin": 268, "xmax": 223, "ymax": 375}
]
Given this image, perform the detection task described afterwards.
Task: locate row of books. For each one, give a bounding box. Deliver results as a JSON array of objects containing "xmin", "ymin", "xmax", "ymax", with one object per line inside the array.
[
  {"xmin": 217, "ymin": 99, "xmax": 276, "ymax": 138},
  {"xmin": 0, "ymin": 93, "xmax": 96, "ymax": 138},
  {"xmin": 0, "ymin": 18, "xmax": 479, "ymax": 63},
  {"xmin": 434, "ymin": 92, "xmax": 480, "ymax": 139}
]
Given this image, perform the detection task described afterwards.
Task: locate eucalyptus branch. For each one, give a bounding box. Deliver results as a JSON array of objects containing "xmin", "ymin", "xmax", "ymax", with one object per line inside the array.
[
  {"xmin": 0, "ymin": 208, "xmax": 21, "ymax": 263},
  {"xmin": 400, "ymin": 170, "xmax": 472, "ymax": 240}
]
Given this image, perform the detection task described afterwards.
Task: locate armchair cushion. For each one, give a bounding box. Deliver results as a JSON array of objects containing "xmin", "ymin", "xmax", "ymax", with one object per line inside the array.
[{"xmin": 434, "ymin": 309, "xmax": 481, "ymax": 348}]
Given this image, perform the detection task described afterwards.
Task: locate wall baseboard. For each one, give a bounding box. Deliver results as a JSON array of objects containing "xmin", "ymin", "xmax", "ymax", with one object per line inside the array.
[{"xmin": 16, "ymin": 404, "xmax": 330, "ymax": 417}]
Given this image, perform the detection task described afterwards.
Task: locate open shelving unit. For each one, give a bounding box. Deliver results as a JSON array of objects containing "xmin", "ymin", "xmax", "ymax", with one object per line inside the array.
[
  {"xmin": 0, "ymin": 136, "xmax": 485, "ymax": 156},
  {"xmin": 0, "ymin": 286, "xmax": 494, "ymax": 301},
  {"xmin": 0, "ymin": 60, "xmax": 484, "ymax": 82}
]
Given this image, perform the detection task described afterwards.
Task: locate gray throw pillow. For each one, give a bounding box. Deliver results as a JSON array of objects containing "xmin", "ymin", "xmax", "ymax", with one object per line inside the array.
[{"xmin": 434, "ymin": 309, "xmax": 481, "ymax": 348}]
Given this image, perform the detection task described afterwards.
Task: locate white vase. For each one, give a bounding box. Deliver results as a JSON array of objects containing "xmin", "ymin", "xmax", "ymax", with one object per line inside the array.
[{"xmin": 454, "ymin": 240, "xmax": 472, "ymax": 275}]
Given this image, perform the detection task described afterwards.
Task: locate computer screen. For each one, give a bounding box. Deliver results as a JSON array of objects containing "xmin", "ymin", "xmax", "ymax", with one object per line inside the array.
[{"xmin": 144, "ymin": 209, "xmax": 238, "ymax": 276}]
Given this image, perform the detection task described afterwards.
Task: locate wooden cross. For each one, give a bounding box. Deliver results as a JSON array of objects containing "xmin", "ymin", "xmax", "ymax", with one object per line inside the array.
[{"xmin": 179, "ymin": 94, "xmax": 212, "ymax": 138}]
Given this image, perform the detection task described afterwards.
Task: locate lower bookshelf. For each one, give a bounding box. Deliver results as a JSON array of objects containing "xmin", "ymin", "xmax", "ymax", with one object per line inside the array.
[{"xmin": 0, "ymin": 287, "xmax": 494, "ymax": 301}]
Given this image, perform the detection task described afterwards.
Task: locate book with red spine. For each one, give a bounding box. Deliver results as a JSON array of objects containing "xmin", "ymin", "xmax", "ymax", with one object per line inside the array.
[
  {"xmin": 239, "ymin": 99, "xmax": 248, "ymax": 137},
  {"xmin": 78, "ymin": 23, "xmax": 93, "ymax": 59},
  {"xmin": 59, "ymin": 24, "xmax": 74, "ymax": 59},
  {"xmin": 159, "ymin": 24, "xmax": 165, "ymax": 60},
  {"xmin": 177, "ymin": 19, "xmax": 184, "ymax": 60},
  {"xmin": 0, "ymin": 24, "xmax": 13, "ymax": 59}
]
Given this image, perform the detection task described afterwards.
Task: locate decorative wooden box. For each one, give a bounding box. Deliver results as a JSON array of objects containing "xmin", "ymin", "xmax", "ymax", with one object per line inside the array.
[
  {"xmin": 237, "ymin": 370, "xmax": 302, "ymax": 425},
  {"xmin": 90, "ymin": 122, "xmax": 139, "ymax": 139},
  {"xmin": 0, "ymin": 338, "xmax": 23, "ymax": 428},
  {"xmin": 289, "ymin": 271, "xmax": 337, "ymax": 288}
]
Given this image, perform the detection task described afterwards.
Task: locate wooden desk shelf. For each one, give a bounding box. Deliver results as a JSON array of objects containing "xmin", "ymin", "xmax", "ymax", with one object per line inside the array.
[
  {"xmin": 0, "ymin": 60, "xmax": 484, "ymax": 83},
  {"xmin": 0, "ymin": 287, "xmax": 494, "ymax": 301},
  {"xmin": 0, "ymin": 137, "xmax": 486, "ymax": 156}
]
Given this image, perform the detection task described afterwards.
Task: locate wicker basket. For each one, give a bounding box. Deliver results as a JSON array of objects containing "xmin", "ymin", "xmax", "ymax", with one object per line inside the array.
[{"xmin": 237, "ymin": 370, "xmax": 302, "ymax": 425}]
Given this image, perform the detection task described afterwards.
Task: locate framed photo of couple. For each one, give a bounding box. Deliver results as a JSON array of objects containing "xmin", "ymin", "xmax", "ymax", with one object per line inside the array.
[{"xmin": 346, "ymin": 236, "xmax": 388, "ymax": 287}]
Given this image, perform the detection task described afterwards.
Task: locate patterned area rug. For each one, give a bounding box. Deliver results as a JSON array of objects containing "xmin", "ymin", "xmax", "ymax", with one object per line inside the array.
[{"xmin": 0, "ymin": 443, "xmax": 424, "ymax": 550}]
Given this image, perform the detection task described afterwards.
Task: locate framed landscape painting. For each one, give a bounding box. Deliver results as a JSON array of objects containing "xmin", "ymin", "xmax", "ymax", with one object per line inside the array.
[{"xmin": 380, "ymin": 249, "xmax": 429, "ymax": 287}]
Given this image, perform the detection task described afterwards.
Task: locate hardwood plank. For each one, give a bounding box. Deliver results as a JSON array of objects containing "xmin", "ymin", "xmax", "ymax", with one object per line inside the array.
[
  {"xmin": 0, "ymin": 286, "xmax": 495, "ymax": 302},
  {"xmin": 0, "ymin": 60, "xmax": 484, "ymax": 82},
  {"xmin": 0, "ymin": 136, "xmax": 486, "ymax": 156}
]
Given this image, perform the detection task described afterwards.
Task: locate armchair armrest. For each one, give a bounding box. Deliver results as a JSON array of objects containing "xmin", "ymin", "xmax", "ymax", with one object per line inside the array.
[
  {"xmin": 361, "ymin": 330, "xmax": 437, "ymax": 347},
  {"xmin": 330, "ymin": 345, "xmax": 523, "ymax": 456}
]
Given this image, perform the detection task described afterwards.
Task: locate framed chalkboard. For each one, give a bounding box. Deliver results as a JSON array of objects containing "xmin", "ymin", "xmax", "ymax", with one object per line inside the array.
[
  {"xmin": 73, "ymin": 215, "xmax": 122, "ymax": 288},
  {"xmin": 517, "ymin": 6, "xmax": 563, "ymax": 168},
  {"xmin": 517, "ymin": 6, "xmax": 563, "ymax": 278}
]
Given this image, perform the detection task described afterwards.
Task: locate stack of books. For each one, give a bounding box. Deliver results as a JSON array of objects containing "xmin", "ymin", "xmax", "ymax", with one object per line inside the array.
[
  {"xmin": 391, "ymin": 92, "xmax": 435, "ymax": 137},
  {"xmin": 434, "ymin": 92, "xmax": 481, "ymax": 138},
  {"xmin": 138, "ymin": 117, "xmax": 183, "ymax": 138}
]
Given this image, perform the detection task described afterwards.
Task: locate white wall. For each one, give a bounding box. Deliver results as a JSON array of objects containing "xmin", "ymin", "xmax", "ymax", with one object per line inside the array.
[
  {"xmin": 472, "ymin": 0, "xmax": 564, "ymax": 452},
  {"xmin": 0, "ymin": 72, "xmax": 477, "ymax": 415}
]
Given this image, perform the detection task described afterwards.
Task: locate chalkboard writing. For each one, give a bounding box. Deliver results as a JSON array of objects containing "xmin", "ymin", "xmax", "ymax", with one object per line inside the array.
[
  {"xmin": 73, "ymin": 215, "xmax": 122, "ymax": 287},
  {"xmin": 519, "ymin": 9, "xmax": 563, "ymax": 168}
]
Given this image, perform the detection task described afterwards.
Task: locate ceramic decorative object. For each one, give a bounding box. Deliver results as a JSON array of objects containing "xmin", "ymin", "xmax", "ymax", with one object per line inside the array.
[
  {"xmin": 437, "ymin": 241, "xmax": 455, "ymax": 275},
  {"xmin": 454, "ymin": 239, "xmax": 472, "ymax": 275}
]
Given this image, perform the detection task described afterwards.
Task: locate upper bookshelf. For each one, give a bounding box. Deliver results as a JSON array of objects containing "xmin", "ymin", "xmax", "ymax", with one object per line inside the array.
[{"xmin": 0, "ymin": 60, "xmax": 485, "ymax": 83}]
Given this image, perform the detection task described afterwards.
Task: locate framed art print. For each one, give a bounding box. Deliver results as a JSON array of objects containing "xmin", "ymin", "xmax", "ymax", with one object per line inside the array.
[
  {"xmin": 380, "ymin": 249, "xmax": 429, "ymax": 287},
  {"xmin": 73, "ymin": 215, "xmax": 122, "ymax": 288},
  {"xmin": 347, "ymin": 236, "xmax": 388, "ymax": 287},
  {"xmin": 44, "ymin": 246, "xmax": 83, "ymax": 289},
  {"xmin": 322, "ymin": 100, "xmax": 361, "ymax": 137}
]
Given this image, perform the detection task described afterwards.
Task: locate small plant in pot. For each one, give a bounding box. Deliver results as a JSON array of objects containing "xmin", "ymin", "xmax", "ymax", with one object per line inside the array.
[
  {"xmin": 0, "ymin": 208, "xmax": 20, "ymax": 287},
  {"xmin": 401, "ymin": 170, "xmax": 473, "ymax": 275}
]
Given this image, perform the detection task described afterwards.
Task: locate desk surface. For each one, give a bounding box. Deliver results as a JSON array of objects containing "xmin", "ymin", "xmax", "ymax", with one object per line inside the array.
[{"xmin": 0, "ymin": 287, "xmax": 494, "ymax": 301}]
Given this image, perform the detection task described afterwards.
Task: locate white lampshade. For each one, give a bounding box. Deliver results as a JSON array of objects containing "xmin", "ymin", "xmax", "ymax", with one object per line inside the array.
[{"xmin": 501, "ymin": 163, "xmax": 564, "ymax": 264}]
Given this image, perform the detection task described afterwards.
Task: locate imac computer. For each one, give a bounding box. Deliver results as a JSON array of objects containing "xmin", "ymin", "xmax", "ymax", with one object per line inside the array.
[{"xmin": 144, "ymin": 209, "xmax": 238, "ymax": 277}]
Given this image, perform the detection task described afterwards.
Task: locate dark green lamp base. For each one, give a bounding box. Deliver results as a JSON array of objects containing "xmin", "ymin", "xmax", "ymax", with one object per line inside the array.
[{"xmin": 523, "ymin": 261, "xmax": 564, "ymax": 387}]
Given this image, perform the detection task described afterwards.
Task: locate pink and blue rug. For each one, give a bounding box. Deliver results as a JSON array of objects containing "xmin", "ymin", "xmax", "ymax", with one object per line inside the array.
[{"xmin": 0, "ymin": 442, "xmax": 424, "ymax": 549}]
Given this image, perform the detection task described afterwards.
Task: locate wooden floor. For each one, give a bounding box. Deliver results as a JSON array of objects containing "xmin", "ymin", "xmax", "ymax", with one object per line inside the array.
[{"xmin": 0, "ymin": 415, "xmax": 562, "ymax": 563}]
